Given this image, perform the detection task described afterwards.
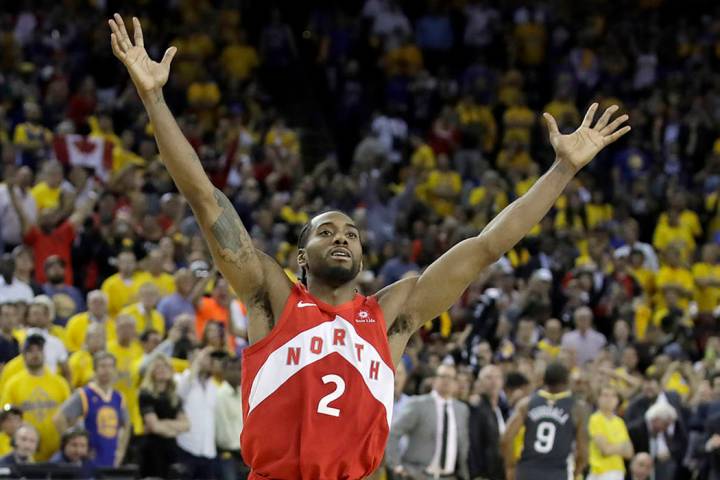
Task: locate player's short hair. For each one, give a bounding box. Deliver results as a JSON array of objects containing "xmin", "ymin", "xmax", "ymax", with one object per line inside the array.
[
  {"xmin": 505, "ymin": 371, "xmax": 530, "ymax": 390},
  {"xmin": 543, "ymin": 362, "xmax": 569, "ymax": 388}
]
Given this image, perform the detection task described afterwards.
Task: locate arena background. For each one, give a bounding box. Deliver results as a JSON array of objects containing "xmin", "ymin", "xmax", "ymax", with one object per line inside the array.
[{"xmin": 0, "ymin": 0, "xmax": 718, "ymax": 479}]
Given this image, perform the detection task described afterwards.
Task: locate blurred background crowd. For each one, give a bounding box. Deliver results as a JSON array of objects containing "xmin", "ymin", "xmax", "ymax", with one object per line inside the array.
[{"xmin": 0, "ymin": 0, "xmax": 719, "ymax": 479}]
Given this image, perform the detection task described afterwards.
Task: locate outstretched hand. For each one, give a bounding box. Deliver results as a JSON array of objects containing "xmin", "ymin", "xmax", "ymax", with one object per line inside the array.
[
  {"xmin": 108, "ymin": 13, "xmax": 177, "ymax": 99},
  {"xmin": 544, "ymin": 103, "xmax": 631, "ymax": 173}
]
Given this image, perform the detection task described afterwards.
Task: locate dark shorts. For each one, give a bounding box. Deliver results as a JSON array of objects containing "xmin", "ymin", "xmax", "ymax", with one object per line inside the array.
[{"xmin": 516, "ymin": 464, "xmax": 571, "ymax": 480}]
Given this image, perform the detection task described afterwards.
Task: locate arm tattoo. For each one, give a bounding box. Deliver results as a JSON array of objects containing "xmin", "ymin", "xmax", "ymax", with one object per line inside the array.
[{"xmin": 210, "ymin": 188, "xmax": 254, "ymax": 267}]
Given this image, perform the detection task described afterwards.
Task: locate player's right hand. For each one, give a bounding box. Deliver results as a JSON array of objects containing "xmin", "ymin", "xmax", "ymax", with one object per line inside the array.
[{"xmin": 108, "ymin": 13, "xmax": 177, "ymax": 98}]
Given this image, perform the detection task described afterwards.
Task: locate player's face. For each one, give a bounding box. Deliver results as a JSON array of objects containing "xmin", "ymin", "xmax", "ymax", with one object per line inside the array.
[{"xmin": 300, "ymin": 212, "xmax": 362, "ymax": 287}]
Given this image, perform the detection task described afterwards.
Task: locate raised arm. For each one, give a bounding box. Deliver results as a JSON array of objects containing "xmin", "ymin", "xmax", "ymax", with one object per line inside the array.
[
  {"xmin": 108, "ymin": 15, "xmax": 291, "ymax": 342},
  {"xmin": 382, "ymin": 104, "xmax": 630, "ymax": 335}
]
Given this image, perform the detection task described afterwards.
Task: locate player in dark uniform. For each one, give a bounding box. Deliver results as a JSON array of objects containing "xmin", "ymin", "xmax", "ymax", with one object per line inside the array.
[{"xmin": 501, "ymin": 362, "xmax": 589, "ymax": 480}]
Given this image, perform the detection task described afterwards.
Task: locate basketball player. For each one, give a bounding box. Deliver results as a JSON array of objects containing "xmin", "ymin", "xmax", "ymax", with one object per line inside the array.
[
  {"xmin": 108, "ymin": 14, "xmax": 629, "ymax": 480},
  {"xmin": 501, "ymin": 362, "xmax": 589, "ymax": 480}
]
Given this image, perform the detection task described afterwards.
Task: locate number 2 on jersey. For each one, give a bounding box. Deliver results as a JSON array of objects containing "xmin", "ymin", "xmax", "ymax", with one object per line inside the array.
[
  {"xmin": 534, "ymin": 421, "xmax": 557, "ymax": 453},
  {"xmin": 317, "ymin": 374, "xmax": 346, "ymax": 417}
]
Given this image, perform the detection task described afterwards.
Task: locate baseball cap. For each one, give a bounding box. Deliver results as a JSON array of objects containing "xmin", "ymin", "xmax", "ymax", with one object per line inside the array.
[{"xmin": 23, "ymin": 333, "xmax": 45, "ymax": 351}]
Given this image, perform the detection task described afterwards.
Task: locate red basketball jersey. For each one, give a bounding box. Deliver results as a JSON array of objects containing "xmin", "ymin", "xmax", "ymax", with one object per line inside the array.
[{"xmin": 241, "ymin": 283, "xmax": 395, "ymax": 479}]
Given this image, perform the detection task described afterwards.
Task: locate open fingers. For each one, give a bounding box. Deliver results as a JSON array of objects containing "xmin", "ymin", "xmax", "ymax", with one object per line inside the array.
[
  {"xmin": 113, "ymin": 13, "xmax": 133, "ymax": 50},
  {"xmin": 110, "ymin": 33, "xmax": 126, "ymax": 61},
  {"xmin": 600, "ymin": 114, "xmax": 629, "ymax": 136},
  {"xmin": 581, "ymin": 103, "xmax": 599, "ymax": 129},
  {"xmin": 132, "ymin": 17, "xmax": 144, "ymax": 48},
  {"xmin": 543, "ymin": 112, "xmax": 560, "ymax": 137},
  {"xmin": 603, "ymin": 126, "xmax": 631, "ymax": 146},
  {"xmin": 593, "ymin": 105, "xmax": 619, "ymax": 131}
]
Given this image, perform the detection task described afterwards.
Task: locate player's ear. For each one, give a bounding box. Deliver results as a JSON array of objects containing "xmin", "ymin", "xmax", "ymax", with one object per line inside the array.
[{"xmin": 297, "ymin": 248, "xmax": 307, "ymax": 269}]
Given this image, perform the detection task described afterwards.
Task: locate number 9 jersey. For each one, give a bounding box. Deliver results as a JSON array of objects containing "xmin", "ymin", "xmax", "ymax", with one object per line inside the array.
[
  {"xmin": 517, "ymin": 390, "xmax": 576, "ymax": 480},
  {"xmin": 241, "ymin": 283, "xmax": 395, "ymax": 480}
]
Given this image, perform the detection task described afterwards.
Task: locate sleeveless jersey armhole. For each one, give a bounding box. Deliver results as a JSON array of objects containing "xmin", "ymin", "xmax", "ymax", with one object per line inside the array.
[{"xmin": 243, "ymin": 283, "xmax": 303, "ymax": 356}]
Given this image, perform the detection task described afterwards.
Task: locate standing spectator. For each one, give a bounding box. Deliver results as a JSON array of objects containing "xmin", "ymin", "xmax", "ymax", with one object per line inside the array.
[
  {"xmin": 41, "ymin": 255, "xmax": 85, "ymax": 321},
  {"xmin": 0, "ymin": 424, "xmax": 39, "ymax": 466},
  {"xmin": 0, "ymin": 295, "xmax": 70, "ymax": 382},
  {"xmin": 157, "ymin": 268, "xmax": 201, "ymax": 330},
  {"xmin": 614, "ymin": 218, "xmax": 659, "ymax": 272},
  {"xmin": 143, "ymin": 249, "xmax": 176, "ymax": 297},
  {"xmin": 469, "ymin": 365, "xmax": 506, "ymax": 480},
  {"xmin": 101, "ymin": 251, "xmax": 148, "ymax": 317},
  {"xmin": 215, "ymin": 356, "xmax": 248, "ymax": 480},
  {"xmin": 627, "ymin": 401, "xmax": 687, "ymax": 480},
  {"xmin": 0, "ymin": 334, "xmax": 70, "ymax": 461},
  {"xmin": 11, "ymin": 186, "xmax": 97, "ymax": 285},
  {"xmin": 176, "ymin": 347, "xmax": 218, "ymax": 479},
  {"xmin": 588, "ymin": 386, "xmax": 634, "ymax": 480},
  {"xmin": 0, "ymin": 167, "xmax": 36, "ymax": 251},
  {"xmin": 624, "ymin": 375, "xmax": 684, "ymax": 426},
  {"xmin": 195, "ymin": 277, "xmax": 237, "ymax": 349},
  {"xmin": 386, "ymin": 364, "xmax": 470, "ymax": 479},
  {"xmin": 54, "ymin": 352, "xmax": 130, "ymax": 467},
  {"xmin": 0, "ymin": 254, "xmax": 33, "ymax": 303},
  {"xmin": 138, "ymin": 355, "xmax": 190, "ymax": 479},
  {"xmin": 65, "ymin": 290, "xmax": 110, "ymax": 353},
  {"xmin": 107, "ymin": 315, "xmax": 143, "ymax": 437},
  {"xmin": 13, "ymin": 102, "xmax": 52, "ymax": 169},
  {"xmin": 67, "ymin": 323, "xmax": 105, "ymax": 388},
  {"xmin": 0, "ymin": 304, "xmax": 19, "ymax": 367},
  {"xmin": 118, "ymin": 282, "xmax": 166, "ymax": 337},
  {"xmin": 560, "ymin": 306, "xmax": 607, "ymax": 366}
]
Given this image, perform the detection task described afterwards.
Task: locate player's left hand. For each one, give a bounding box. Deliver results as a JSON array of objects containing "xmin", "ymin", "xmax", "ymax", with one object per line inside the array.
[{"xmin": 544, "ymin": 103, "xmax": 630, "ymax": 173}]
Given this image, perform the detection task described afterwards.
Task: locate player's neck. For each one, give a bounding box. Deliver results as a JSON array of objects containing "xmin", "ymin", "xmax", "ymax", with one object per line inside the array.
[{"xmin": 306, "ymin": 279, "xmax": 357, "ymax": 306}]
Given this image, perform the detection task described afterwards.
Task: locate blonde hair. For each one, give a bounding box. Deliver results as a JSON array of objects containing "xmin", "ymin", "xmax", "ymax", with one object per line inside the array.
[{"xmin": 139, "ymin": 354, "xmax": 179, "ymax": 408}]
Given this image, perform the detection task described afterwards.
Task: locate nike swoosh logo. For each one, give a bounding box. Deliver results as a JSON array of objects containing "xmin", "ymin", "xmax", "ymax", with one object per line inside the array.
[{"xmin": 297, "ymin": 302, "xmax": 317, "ymax": 308}]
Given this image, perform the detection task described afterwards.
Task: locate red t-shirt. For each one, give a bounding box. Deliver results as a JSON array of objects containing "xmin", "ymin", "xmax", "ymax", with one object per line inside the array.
[{"xmin": 24, "ymin": 221, "xmax": 75, "ymax": 284}]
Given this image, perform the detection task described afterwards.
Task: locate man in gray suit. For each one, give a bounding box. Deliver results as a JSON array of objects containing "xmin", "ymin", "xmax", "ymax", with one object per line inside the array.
[{"xmin": 386, "ymin": 364, "xmax": 470, "ymax": 480}]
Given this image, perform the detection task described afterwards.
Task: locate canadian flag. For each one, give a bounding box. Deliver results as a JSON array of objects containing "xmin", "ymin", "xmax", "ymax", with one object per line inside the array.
[{"xmin": 53, "ymin": 135, "xmax": 113, "ymax": 182}]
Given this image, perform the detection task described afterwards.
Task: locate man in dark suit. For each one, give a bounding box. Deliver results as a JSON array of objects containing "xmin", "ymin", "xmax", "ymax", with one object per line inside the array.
[
  {"xmin": 624, "ymin": 375, "xmax": 685, "ymax": 426},
  {"xmin": 387, "ymin": 364, "xmax": 470, "ymax": 479},
  {"xmin": 0, "ymin": 423, "xmax": 39, "ymax": 466},
  {"xmin": 469, "ymin": 365, "xmax": 505, "ymax": 480},
  {"xmin": 627, "ymin": 401, "xmax": 687, "ymax": 480}
]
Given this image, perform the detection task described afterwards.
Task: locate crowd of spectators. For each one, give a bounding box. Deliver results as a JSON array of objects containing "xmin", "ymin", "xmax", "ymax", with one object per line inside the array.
[{"xmin": 0, "ymin": 0, "xmax": 718, "ymax": 479}]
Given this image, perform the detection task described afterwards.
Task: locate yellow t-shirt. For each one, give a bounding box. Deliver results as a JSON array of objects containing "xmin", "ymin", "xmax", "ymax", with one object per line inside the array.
[
  {"xmin": 68, "ymin": 349, "xmax": 95, "ymax": 389},
  {"xmin": 422, "ymin": 170, "xmax": 462, "ymax": 217},
  {"xmin": 588, "ymin": 411, "xmax": 630, "ymax": 474},
  {"xmin": 411, "ymin": 144, "xmax": 436, "ymax": 171},
  {"xmin": 107, "ymin": 340, "xmax": 144, "ymax": 434},
  {"xmin": 220, "ymin": 44, "xmax": 259, "ymax": 81},
  {"xmin": 280, "ymin": 206, "xmax": 309, "ymax": 225},
  {"xmin": 456, "ymin": 103, "xmax": 497, "ymax": 152},
  {"xmin": 144, "ymin": 273, "xmax": 176, "ymax": 297},
  {"xmin": 652, "ymin": 223, "xmax": 696, "ymax": 261},
  {"xmin": 101, "ymin": 272, "xmax": 149, "ymax": 317},
  {"xmin": 468, "ymin": 186, "xmax": 509, "ymax": 213},
  {"xmin": 537, "ymin": 339, "xmax": 561, "ymax": 359},
  {"xmin": 655, "ymin": 266, "xmax": 694, "ymax": 309},
  {"xmin": 0, "ymin": 355, "xmax": 26, "ymax": 393},
  {"xmin": 692, "ymin": 262, "xmax": 720, "ymax": 313},
  {"xmin": 65, "ymin": 312, "xmax": 108, "ymax": 353},
  {"xmin": 543, "ymin": 100, "xmax": 580, "ymax": 126},
  {"xmin": 30, "ymin": 182, "xmax": 61, "ymax": 211},
  {"xmin": 0, "ymin": 369, "xmax": 70, "ymax": 461},
  {"xmin": 116, "ymin": 303, "xmax": 166, "ymax": 337},
  {"xmin": 657, "ymin": 210, "xmax": 702, "ymax": 238},
  {"xmin": 586, "ymin": 203, "xmax": 614, "ymax": 229},
  {"xmin": 629, "ymin": 267, "xmax": 655, "ymax": 296}
]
